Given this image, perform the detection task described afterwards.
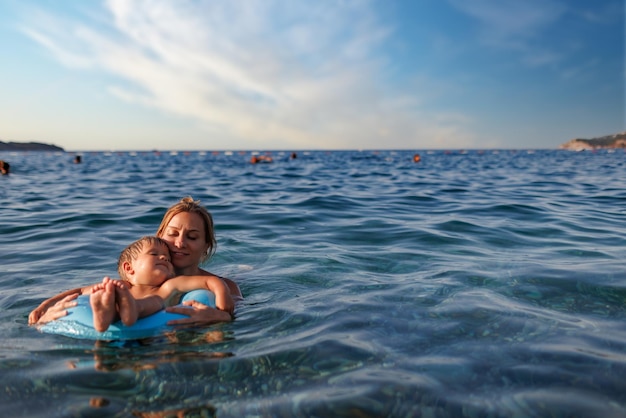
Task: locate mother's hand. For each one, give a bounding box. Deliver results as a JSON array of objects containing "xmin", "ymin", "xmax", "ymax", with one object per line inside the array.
[
  {"xmin": 28, "ymin": 293, "xmax": 79, "ymax": 325},
  {"xmin": 165, "ymin": 300, "xmax": 232, "ymax": 326}
]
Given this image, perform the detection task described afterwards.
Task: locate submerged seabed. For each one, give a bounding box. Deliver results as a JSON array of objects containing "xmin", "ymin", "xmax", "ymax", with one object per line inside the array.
[{"xmin": 1, "ymin": 149, "xmax": 625, "ymax": 417}]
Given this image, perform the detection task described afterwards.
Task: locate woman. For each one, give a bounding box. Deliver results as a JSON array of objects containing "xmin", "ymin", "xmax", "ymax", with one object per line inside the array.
[
  {"xmin": 154, "ymin": 196, "xmax": 242, "ymax": 325},
  {"xmin": 29, "ymin": 196, "xmax": 241, "ymax": 326}
]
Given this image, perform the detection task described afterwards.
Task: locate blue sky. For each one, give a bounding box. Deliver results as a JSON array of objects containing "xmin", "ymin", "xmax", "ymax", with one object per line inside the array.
[{"xmin": 0, "ymin": 0, "xmax": 623, "ymax": 151}]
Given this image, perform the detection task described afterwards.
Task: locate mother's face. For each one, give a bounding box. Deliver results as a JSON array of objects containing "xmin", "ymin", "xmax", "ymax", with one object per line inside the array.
[{"xmin": 158, "ymin": 211, "xmax": 210, "ymax": 273}]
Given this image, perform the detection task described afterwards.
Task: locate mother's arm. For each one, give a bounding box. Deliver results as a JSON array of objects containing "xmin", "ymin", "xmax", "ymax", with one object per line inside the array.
[
  {"xmin": 28, "ymin": 281, "xmax": 103, "ymax": 325},
  {"xmin": 28, "ymin": 287, "xmax": 83, "ymax": 325},
  {"xmin": 165, "ymin": 299, "xmax": 233, "ymax": 326}
]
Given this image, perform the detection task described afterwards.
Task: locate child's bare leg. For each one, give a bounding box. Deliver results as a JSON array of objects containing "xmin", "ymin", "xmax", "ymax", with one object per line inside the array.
[
  {"xmin": 90, "ymin": 281, "xmax": 116, "ymax": 332},
  {"xmin": 111, "ymin": 281, "xmax": 138, "ymax": 326}
]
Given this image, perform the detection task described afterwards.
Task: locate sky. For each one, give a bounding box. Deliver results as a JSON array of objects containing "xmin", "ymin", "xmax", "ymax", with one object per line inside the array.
[{"xmin": 0, "ymin": 0, "xmax": 623, "ymax": 151}]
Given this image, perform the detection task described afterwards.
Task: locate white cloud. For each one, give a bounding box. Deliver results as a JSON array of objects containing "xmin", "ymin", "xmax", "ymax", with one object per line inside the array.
[
  {"xmin": 448, "ymin": 0, "xmax": 565, "ymax": 43},
  {"xmin": 447, "ymin": 0, "xmax": 567, "ymax": 67},
  {"xmin": 19, "ymin": 0, "xmax": 477, "ymax": 149},
  {"xmin": 574, "ymin": 1, "xmax": 623, "ymax": 24}
]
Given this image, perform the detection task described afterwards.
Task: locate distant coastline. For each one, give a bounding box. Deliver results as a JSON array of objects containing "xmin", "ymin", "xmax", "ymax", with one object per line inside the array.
[
  {"xmin": 0, "ymin": 141, "xmax": 65, "ymax": 152},
  {"xmin": 559, "ymin": 132, "xmax": 626, "ymax": 151},
  {"xmin": 2, "ymin": 134, "xmax": 625, "ymax": 152}
]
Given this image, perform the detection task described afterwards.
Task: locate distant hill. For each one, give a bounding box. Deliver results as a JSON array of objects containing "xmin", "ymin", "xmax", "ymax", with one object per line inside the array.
[
  {"xmin": 559, "ymin": 132, "xmax": 626, "ymax": 150},
  {"xmin": 0, "ymin": 141, "xmax": 65, "ymax": 152}
]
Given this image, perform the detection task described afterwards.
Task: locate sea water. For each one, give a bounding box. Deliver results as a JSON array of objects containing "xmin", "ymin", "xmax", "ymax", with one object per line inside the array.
[{"xmin": 0, "ymin": 149, "xmax": 625, "ymax": 417}]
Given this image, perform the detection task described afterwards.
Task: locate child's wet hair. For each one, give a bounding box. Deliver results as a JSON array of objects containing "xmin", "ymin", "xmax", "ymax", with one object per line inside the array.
[{"xmin": 117, "ymin": 236, "xmax": 169, "ymax": 279}]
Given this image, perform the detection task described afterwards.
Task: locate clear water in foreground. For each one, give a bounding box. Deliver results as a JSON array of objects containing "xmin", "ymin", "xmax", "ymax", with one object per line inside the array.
[{"xmin": 1, "ymin": 149, "xmax": 625, "ymax": 417}]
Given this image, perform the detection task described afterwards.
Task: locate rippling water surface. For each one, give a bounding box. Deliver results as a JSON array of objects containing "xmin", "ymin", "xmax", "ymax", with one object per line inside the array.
[{"xmin": 1, "ymin": 149, "xmax": 625, "ymax": 417}]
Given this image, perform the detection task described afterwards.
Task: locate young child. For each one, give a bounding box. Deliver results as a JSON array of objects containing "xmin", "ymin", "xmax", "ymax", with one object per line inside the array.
[
  {"xmin": 91, "ymin": 235, "xmax": 235, "ymax": 332},
  {"xmin": 32, "ymin": 236, "xmax": 234, "ymax": 332}
]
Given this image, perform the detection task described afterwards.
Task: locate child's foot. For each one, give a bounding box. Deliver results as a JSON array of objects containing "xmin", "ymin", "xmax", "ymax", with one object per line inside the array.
[
  {"xmin": 90, "ymin": 281, "xmax": 116, "ymax": 332},
  {"xmin": 112, "ymin": 281, "xmax": 138, "ymax": 326}
]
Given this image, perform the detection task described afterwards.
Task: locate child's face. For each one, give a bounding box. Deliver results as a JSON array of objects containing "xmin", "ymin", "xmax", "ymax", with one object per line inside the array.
[{"xmin": 130, "ymin": 242, "xmax": 175, "ymax": 285}]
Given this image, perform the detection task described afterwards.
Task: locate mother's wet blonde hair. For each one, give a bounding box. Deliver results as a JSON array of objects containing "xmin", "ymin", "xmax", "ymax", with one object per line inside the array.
[{"xmin": 156, "ymin": 196, "xmax": 217, "ymax": 263}]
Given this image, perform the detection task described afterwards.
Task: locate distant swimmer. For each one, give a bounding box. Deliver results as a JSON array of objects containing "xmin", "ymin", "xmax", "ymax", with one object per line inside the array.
[
  {"xmin": 250, "ymin": 155, "xmax": 273, "ymax": 164},
  {"xmin": 74, "ymin": 155, "xmax": 82, "ymax": 164},
  {"xmin": 290, "ymin": 152, "xmax": 297, "ymax": 159},
  {"xmin": 413, "ymin": 154, "xmax": 421, "ymax": 163},
  {"xmin": 0, "ymin": 160, "xmax": 10, "ymax": 175}
]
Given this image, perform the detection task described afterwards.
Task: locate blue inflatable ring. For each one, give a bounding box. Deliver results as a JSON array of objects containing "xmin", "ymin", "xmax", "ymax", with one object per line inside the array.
[{"xmin": 38, "ymin": 289, "xmax": 216, "ymax": 340}]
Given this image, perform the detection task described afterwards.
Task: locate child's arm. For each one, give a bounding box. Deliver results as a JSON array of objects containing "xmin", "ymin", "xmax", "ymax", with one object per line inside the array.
[
  {"xmin": 161, "ymin": 275, "xmax": 235, "ymax": 316},
  {"xmin": 134, "ymin": 295, "xmax": 166, "ymax": 318},
  {"xmin": 204, "ymin": 276, "xmax": 235, "ymax": 315}
]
